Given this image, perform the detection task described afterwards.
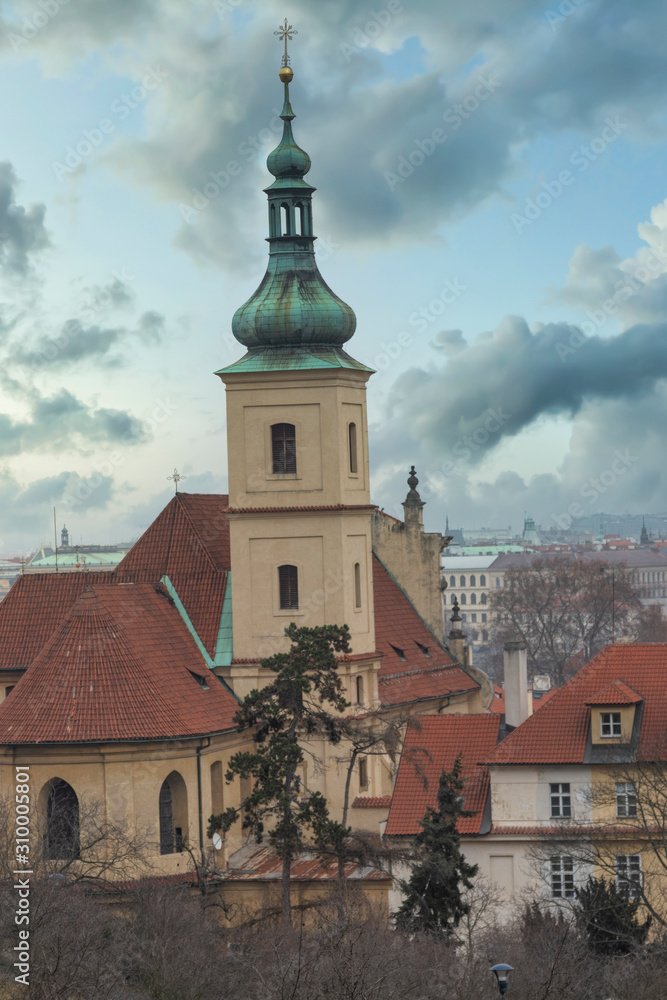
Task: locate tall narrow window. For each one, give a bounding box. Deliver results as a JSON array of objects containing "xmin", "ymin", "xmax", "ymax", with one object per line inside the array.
[
  {"xmin": 270, "ymin": 203, "xmax": 278, "ymax": 237},
  {"xmin": 45, "ymin": 780, "xmax": 80, "ymax": 860},
  {"xmin": 359, "ymin": 757, "xmax": 368, "ymax": 790},
  {"xmin": 280, "ymin": 202, "xmax": 291, "ymax": 236},
  {"xmin": 348, "ymin": 422, "xmax": 358, "ymax": 474},
  {"xmin": 356, "ymin": 675, "xmax": 364, "ymax": 706},
  {"xmin": 272, "ymin": 423, "xmax": 296, "ymax": 474},
  {"xmin": 550, "ymin": 782, "xmax": 571, "ymax": 818},
  {"xmin": 159, "ymin": 771, "xmax": 188, "ymax": 855},
  {"xmin": 550, "ymin": 855, "xmax": 575, "ymax": 897},
  {"xmin": 354, "ymin": 562, "xmax": 362, "ymax": 609},
  {"xmin": 294, "ymin": 202, "xmax": 302, "ymax": 235},
  {"xmin": 616, "ymin": 854, "xmax": 642, "ymax": 897},
  {"xmin": 616, "ymin": 782, "xmax": 637, "ymax": 818},
  {"xmin": 279, "ymin": 565, "xmax": 299, "ymax": 610},
  {"xmin": 210, "ymin": 761, "xmax": 224, "ymax": 817}
]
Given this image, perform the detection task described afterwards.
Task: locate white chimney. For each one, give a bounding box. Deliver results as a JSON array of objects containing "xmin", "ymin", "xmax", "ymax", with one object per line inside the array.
[{"xmin": 503, "ymin": 640, "xmax": 529, "ymax": 729}]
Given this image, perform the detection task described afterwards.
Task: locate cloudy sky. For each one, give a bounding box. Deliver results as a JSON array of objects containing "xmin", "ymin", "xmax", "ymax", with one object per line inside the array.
[{"xmin": 0, "ymin": 0, "xmax": 665, "ymax": 553}]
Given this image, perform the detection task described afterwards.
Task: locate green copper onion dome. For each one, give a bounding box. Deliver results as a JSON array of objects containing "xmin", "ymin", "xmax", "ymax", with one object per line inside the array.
[{"xmin": 231, "ymin": 67, "xmax": 356, "ymax": 350}]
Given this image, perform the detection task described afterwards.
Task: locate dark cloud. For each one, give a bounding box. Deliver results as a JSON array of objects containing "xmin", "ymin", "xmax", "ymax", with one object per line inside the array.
[{"xmin": 0, "ymin": 162, "xmax": 49, "ymax": 275}]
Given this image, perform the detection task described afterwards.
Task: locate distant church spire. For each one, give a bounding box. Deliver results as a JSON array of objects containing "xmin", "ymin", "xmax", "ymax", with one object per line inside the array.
[
  {"xmin": 229, "ymin": 26, "xmax": 358, "ymax": 357},
  {"xmin": 640, "ymin": 516, "xmax": 649, "ymax": 546}
]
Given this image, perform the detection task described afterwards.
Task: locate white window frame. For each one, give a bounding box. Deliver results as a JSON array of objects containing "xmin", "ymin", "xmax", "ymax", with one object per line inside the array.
[
  {"xmin": 550, "ymin": 855, "xmax": 575, "ymax": 898},
  {"xmin": 600, "ymin": 712, "xmax": 622, "ymax": 738},
  {"xmin": 615, "ymin": 854, "xmax": 642, "ymax": 897},
  {"xmin": 550, "ymin": 782, "xmax": 572, "ymax": 818},
  {"xmin": 616, "ymin": 782, "xmax": 637, "ymax": 818}
]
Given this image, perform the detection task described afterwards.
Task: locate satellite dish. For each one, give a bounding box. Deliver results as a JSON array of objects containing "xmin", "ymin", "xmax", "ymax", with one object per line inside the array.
[{"xmin": 212, "ymin": 833, "xmax": 223, "ymax": 851}]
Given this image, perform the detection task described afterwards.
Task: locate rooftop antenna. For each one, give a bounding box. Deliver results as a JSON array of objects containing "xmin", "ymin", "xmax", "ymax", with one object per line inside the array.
[{"xmin": 167, "ymin": 468, "xmax": 187, "ymax": 494}]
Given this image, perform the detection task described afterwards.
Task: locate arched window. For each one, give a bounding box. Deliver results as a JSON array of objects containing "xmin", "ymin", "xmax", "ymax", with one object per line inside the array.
[
  {"xmin": 449, "ymin": 575, "xmax": 456, "ymax": 587},
  {"xmin": 496, "ymin": 577, "xmax": 500, "ymax": 588},
  {"xmin": 210, "ymin": 761, "xmax": 224, "ymax": 818},
  {"xmin": 272, "ymin": 423, "xmax": 296, "ymax": 474},
  {"xmin": 451, "ymin": 593, "xmax": 457, "ymax": 604},
  {"xmin": 348, "ymin": 422, "xmax": 358, "ymax": 474},
  {"xmin": 270, "ymin": 203, "xmax": 278, "ymax": 237},
  {"xmin": 470, "ymin": 575, "xmax": 476, "ymax": 587},
  {"xmin": 279, "ymin": 565, "xmax": 299, "ymax": 610},
  {"xmin": 460, "ymin": 593, "xmax": 466, "ymax": 605},
  {"xmin": 356, "ymin": 675, "xmax": 364, "ymax": 706},
  {"xmin": 481, "ymin": 593, "xmax": 487, "ymax": 604},
  {"xmin": 294, "ymin": 202, "xmax": 302, "ymax": 235},
  {"xmin": 480, "ymin": 575, "xmax": 486, "ymax": 586},
  {"xmin": 159, "ymin": 771, "xmax": 188, "ymax": 855},
  {"xmin": 44, "ymin": 779, "xmax": 80, "ymax": 860},
  {"xmin": 280, "ymin": 202, "xmax": 291, "ymax": 236},
  {"xmin": 470, "ymin": 593, "xmax": 477, "ymax": 605},
  {"xmin": 354, "ymin": 562, "xmax": 362, "ymax": 609},
  {"xmin": 460, "ymin": 575, "xmax": 466, "ymax": 587}
]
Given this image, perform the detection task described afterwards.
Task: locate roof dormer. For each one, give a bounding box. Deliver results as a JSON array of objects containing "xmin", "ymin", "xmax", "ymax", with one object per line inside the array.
[{"xmin": 585, "ymin": 680, "xmax": 642, "ymax": 746}]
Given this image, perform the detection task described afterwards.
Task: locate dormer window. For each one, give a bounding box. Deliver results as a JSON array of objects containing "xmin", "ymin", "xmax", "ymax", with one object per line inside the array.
[
  {"xmin": 601, "ymin": 712, "xmax": 622, "ymax": 738},
  {"xmin": 272, "ymin": 423, "xmax": 296, "ymax": 474}
]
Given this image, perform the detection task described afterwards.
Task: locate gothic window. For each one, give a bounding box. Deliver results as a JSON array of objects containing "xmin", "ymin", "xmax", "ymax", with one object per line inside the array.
[
  {"xmin": 272, "ymin": 423, "xmax": 296, "ymax": 474},
  {"xmin": 279, "ymin": 565, "xmax": 299, "ymax": 610},
  {"xmin": 348, "ymin": 422, "xmax": 358, "ymax": 474},
  {"xmin": 45, "ymin": 779, "xmax": 80, "ymax": 860},
  {"xmin": 354, "ymin": 562, "xmax": 362, "ymax": 609}
]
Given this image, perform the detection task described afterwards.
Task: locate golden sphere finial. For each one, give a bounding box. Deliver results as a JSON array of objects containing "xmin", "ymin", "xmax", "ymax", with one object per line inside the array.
[{"xmin": 279, "ymin": 66, "xmax": 294, "ymax": 83}]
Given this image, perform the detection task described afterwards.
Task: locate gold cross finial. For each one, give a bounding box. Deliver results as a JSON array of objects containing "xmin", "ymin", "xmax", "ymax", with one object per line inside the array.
[{"xmin": 274, "ymin": 18, "xmax": 297, "ymax": 68}]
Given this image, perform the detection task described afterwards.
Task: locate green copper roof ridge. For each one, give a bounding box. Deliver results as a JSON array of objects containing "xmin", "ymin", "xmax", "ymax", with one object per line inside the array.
[
  {"xmin": 161, "ymin": 574, "xmax": 213, "ymax": 669},
  {"xmin": 216, "ymin": 345, "xmax": 374, "ymax": 375},
  {"xmin": 214, "ymin": 571, "xmax": 233, "ymax": 666}
]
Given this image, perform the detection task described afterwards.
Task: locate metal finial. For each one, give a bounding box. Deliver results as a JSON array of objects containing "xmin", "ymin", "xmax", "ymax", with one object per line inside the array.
[
  {"xmin": 274, "ymin": 18, "xmax": 297, "ymax": 68},
  {"xmin": 167, "ymin": 468, "xmax": 187, "ymax": 494}
]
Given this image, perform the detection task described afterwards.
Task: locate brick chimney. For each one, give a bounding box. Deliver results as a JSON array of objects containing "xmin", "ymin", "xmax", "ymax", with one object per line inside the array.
[{"xmin": 503, "ymin": 639, "xmax": 529, "ymax": 729}]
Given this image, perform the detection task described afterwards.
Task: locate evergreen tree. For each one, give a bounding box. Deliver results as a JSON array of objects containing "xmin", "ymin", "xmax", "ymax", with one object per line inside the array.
[
  {"xmin": 396, "ymin": 753, "xmax": 478, "ymax": 938},
  {"xmin": 208, "ymin": 623, "xmax": 351, "ymax": 927},
  {"xmin": 574, "ymin": 875, "xmax": 652, "ymax": 955}
]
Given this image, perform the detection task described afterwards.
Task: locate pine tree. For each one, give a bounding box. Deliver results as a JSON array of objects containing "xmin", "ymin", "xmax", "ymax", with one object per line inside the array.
[
  {"xmin": 208, "ymin": 623, "xmax": 351, "ymax": 927},
  {"xmin": 574, "ymin": 875, "xmax": 652, "ymax": 955},
  {"xmin": 396, "ymin": 753, "xmax": 478, "ymax": 938}
]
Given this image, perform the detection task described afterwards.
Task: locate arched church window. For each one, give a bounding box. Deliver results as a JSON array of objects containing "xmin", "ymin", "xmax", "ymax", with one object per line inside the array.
[
  {"xmin": 272, "ymin": 423, "xmax": 296, "ymax": 474},
  {"xmin": 159, "ymin": 771, "xmax": 188, "ymax": 855},
  {"xmin": 356, "ymin": 675, "xmax": 364, "ymax": 705},
  {"xmin": 280, "ymin": 202, "xmax": 291, "ymax": 236},
  {"xmin": 470, "ymin": 593, "xmax": 477, "ymax": 605},
  {"xmin": 44, "ymin": 779, "xmax": 80, "ymax": 860},
  {"xmin": 354, "ymin": 562, "xmax": 362, "ymax": 609},
  {"xmin": 279, "ymin": 565, "xmax": 299, "ymax": 610},
  {"xmin": 348, "ymin": 422, "xmax": 358, "ymax": 474}
]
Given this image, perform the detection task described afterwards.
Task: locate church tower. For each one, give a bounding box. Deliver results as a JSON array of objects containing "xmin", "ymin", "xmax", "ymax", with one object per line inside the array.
[{"xmin": 216, "ymin": 45, "xmax": 378, "ymax": 703}]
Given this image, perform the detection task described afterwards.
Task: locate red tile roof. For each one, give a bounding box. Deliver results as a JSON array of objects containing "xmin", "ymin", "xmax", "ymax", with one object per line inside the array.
[
  {"xmin": 352, "ymin": 796, "xmax": 392, "ymax": 809},
  {"xmin": 0, "ymin": 583, "xmax": 239, "ymax": 743},
  {"xmin": 0, "ymin": 572, "xmax": 111, "ymax": 672},
  {"xmin": 373, "ymin": 556, "xmax": 478, "ymax": 707},
  {"xmin": 224, "ymin": 844, "xmax": 389, "ymax": 881},
  {"xmin": 485, "ymin": 643, "xmax": 667, "ymax": 766},
  {"xmin": 585, "ymin": 679, "xmax": 643, "ymax": 705},
  {"xmin": 116, "ymin": 493, "xmax": 230, "ymax": 657},
  {"xmin": 385, "ymin": 714, "xmax": 501, "ymax": 837},
  {"xmin": 489, "ymin": 684, "xmax": 558, "ymax": 714}
]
